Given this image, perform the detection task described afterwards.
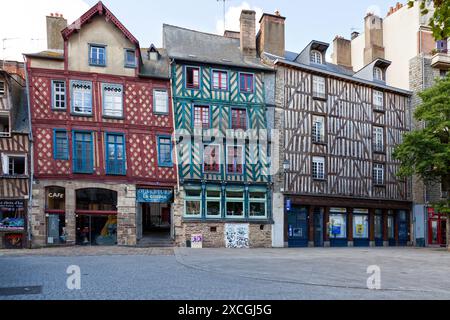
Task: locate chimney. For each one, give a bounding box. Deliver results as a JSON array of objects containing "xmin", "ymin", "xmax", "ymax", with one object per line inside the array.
[
  {"xmin": 46, "ymin": 13, "xmax": 68, "ymax": 51},
  {"xmin": 363, "ymin": 13, "xmax": 385, "ymax": 65},
  {"xmin": 351, "ymin": 31, "xmax": 360, "ymax": 40},
  {"xmin": 240, "ymin": 10, "xmax": 257, "ymax": 58},
  {"xmin": 257, "ymin": 11, "xmax": 286, "ymax": 57},
  {"xmin": 224, "ymin": 30, "xmax": 240, "ymax": 39},
  {"xmin": 332, "ymin": 36, "xmax": 352, "ymax": 70}
]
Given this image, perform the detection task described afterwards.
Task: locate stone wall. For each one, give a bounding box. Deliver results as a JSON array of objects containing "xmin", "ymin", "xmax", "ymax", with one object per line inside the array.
[{"xmin": 31, "ymin": 180, "xmax": 137, "ymax": 248}]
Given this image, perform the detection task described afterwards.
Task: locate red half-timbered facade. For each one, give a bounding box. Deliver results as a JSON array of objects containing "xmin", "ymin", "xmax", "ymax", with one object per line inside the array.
[{"xmin": 25, "ymin": 1, "xmax": 176, "ymax": 248}]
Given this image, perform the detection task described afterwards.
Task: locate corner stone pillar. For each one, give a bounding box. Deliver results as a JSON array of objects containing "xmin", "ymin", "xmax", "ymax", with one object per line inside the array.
[
  {"xmin": 65, "ymin": 186, "xmax": 76, "ymax": 246},
  {"xmin": 173, "ymin": 188, "xmax": 186, "ymax": 247},
  {"xmin": 117, "ymin": 185, "xmax": 137, "ymax": 246}
]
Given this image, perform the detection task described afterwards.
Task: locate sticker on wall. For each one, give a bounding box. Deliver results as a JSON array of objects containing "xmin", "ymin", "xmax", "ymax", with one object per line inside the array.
[
  {"xmin": 225, "ymin": 224, "xmax": 249, "ymax": 249},
  {"xmin": 191, "ymin": 234, "xmax": 203, "ymax": 249}
]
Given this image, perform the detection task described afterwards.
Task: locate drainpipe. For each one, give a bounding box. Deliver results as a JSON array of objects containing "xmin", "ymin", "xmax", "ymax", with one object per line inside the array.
[
  {"xmin": 168, "ymin": 57, "xmax": 178, "ymax": 241},
  {"xmin": 23, "ymin": 55, "xmax": 34, "ymax": 249}
]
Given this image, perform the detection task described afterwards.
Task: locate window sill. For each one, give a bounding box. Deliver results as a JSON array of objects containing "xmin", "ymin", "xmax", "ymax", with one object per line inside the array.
[
  {"xmin": 124, "ymin": 64, "xmax": 137, "ymax": 69},
  {"xmin": 154, "ymin": 112, "xmax": 170, "ymax": 116},
  {"xmin": 313, "ymin": 178, "xmax": 327, "ymax": 182},
  {"xmin": 89, "ymin": 64, "xmax": 106, "ymax": 68},
  {"xmin": 51, "ymin": 108, "xmax": 67, "ymax": 112},
  {"xmin": 106, "ymin": 173, "xmax": 127, "ymax": 176},
  {"xmin": 373, "ymin": 184, "xmax": 386, "ymax": 188},
  {"xmin": 312, "ymin": 95, "xmax": 327, "ymax": 101},
  {"xmin": 73, "ymin": 171, "xmax": 95, "ymax": 175},
  {"xmin": 373, "ymin": 150, "xmax": 386, "ymax": 155},
  {"xmin": 373, "ymin": 108, "xmax": 385, "ymax": 113},
  {"xmin": 182, "ymin": 217, "xmax": 274, "ymax": 224},
  {"xmin": 312, "ymin": 141, "xmax": 327, "ymax": 146},
  {"xmin": 102, "ymin": 115, "xmax": 124, "ymax": 120},
  {"xmin": 186, "ymin": 86, "xmax": 200, "ymax": 90},
  {"xmin": 71, "ymin": 113, "xmax": 93, "ymax": 118},
  {"xmin": 158, "ymin": 164, "xmax": 174, "ymax": 168},
  {"xmin": 1, "ymin": 175, "xmax": 28, "ymax": 179}
]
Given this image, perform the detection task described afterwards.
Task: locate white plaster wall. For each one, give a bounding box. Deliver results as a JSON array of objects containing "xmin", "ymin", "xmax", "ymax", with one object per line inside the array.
[{"xmin": 351, "ymin": 34, "xmax": 365, "ymax": 72}]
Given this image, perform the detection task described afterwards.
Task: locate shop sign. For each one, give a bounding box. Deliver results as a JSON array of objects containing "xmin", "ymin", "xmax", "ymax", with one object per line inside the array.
[
  {"xmin": 0, "ymin": 200, "xmax": 25, "ymax": 209},
  {"xmin": 136, "ymin": 189, "xmax": 173, "ymax": 203},
  {"xmin": 191, "ymin": 234, "xmax": 203, "ymax": 249},
  {"xmin": 330, "ymin": 208, "xmax": 347, "ymax": 214}
]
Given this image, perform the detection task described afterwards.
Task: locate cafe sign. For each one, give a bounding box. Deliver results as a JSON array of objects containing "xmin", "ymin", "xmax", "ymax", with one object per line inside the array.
[{"xmin": 136, "ymin": 189, "xmax": 173, "ymax": 203}]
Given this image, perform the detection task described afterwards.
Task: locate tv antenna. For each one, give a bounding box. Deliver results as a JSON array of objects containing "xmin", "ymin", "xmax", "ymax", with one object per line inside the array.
[{"xmin": 217, "ymin": 0, "xmax": 229, "ymax": 32}]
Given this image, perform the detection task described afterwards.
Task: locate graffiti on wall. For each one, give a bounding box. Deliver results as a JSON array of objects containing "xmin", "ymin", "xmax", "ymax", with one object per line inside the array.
[{"xmin": 225, "ymin": 224, "xmax": 249, "ymax": 249}]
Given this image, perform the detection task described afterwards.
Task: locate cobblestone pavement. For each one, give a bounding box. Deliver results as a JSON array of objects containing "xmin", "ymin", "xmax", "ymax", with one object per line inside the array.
[{"xmin": 0, "ymin": 247, "xmax": 449, "ymax": 300}]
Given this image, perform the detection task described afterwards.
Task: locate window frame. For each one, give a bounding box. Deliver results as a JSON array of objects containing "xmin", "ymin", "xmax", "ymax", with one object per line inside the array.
[
  {"xmin": 72, "ymin": 130, "xmax": 94, "ymax": 174},
  {"xmin": 239, "ymin": 72, "xmax": 255, "ymax": 94},
  {"xmin": 312, "ymin": 115, "xmax": 326, "ymax": 144},
  {"xmin": 373, "ymin": 67, "xmax": 384, "ymax": 82},
  {"xmin": 248, "ymin": 187, "xmax": 267, "ymax": 219},
  {"xmin": 185, "ymin": 66, "xmax": 201, "ymax": 90},
  {"xmin": 211, "ymin": 69, "xmax": 229, "ymax": 91},
  {"xmin": 373, "ymin": 90, "xmax": 385, "ymax": 110},
  {"xmin": 0, "ymin": 113, "xmax": 10, "ymax": 138},
  {"xmin": 0, "ymin": 81, "xmax": 5, "ymax": 96},
  {"xmin": 51, "ymin": 80, "xmax": 66, "ymax": 110},
  {"xmin": 2, "ymin": 154, "xmax": 27, "ymax": 176},
  {"xmin": 102, "ymin": 83, "xmax": 124, "ymax": 119},
  {"xmin": 105, "ymin": 132, "xmax": 126, "ymax": 176},
  {"xmin": 157, "ymin": 135, "xmax": 173, "ymax": 168},
  {"xmin": 124, "ymin": 48, "xmax": 137, "ymax": 68},
  {"xmin": 205, "ymin": 186, "xmax": 222, "ymax": 219},
  {"xmin": 53, "ymin": 129, "xmax": 69, "ymax": 160},
  {"xmin": 70, "ymin": 80, "xmax": 93, "ymax": 116},
  {"xmin": 312, "ymin": 156, "xmax": 326, "ymax": 180},
  {"xmin": 203, "ymin": 143, "xmax": 221, "ymax": 174},
  {"xmin": 310, "ymin": 50, "xmax": 323, "ymax": 64},
  {"xmin": 153, "ymin": 89, "xmax": 169, "ymax": 115},
  {"xmin": 226, "ymin": 145, "xmax": 244, "ymax": 175},
  {"xmin": 373, "ymin": 126, "xmax": 385, "ymax": 153},
  {"xmin": 373, "ymin": 163, "xmax": 385, "ymax": 186},
  {"xmin": 193, "ymin": 105, "xmax": 211, "ymax": 129},
  {"xmin": 230, "ymin": 107, "xmax": 248, "ymax": 130},
  {"xmin": 225, "ymin": 187, "xmax": 246, "ymax": 219},
  {"xmin": 184, "ymin": 186, "xmax": 202, "ymax": 218},
  {"xmin": 312, "ymin": 75, "xmax": 327, "ymax": 99},
  {"xmin": 89, "ymin": 44, "xmax": 107, "ymax": 67}
]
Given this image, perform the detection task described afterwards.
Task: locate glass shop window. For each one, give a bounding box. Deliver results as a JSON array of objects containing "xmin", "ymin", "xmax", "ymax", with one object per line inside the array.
[
  {"xmin": 0, "ymin": 200, "xmax": 25, "ymax": 232},
  {"xmin": 249, "ymin": 189, "xmax": 267, "ymax": 218},
  {"xmin": 353, "ymin": 209, "xmax": 369, "ymax": 239},
  {"xmin": 206, "ymin": 187, "xmax": 221, "ymax": 218},
  {"xmin": 76, "ymin": 188, "xmax": 118, "ymax": 212},
  {"xmin": 185, "ymin": 187, "xmax": 202, "ymax": 217},
  {"xmin": 226, "ymin": 188, "xmax": 245, "ymax": 218},
  {"xmin": 329, "ymin": 208, "xmax": 347, "ymax": 239}
]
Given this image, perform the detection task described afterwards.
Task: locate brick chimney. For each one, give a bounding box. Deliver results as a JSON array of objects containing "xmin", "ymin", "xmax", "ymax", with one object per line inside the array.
[
  {"xmin": 363, "ymin": 13, "xmax": 385, "ymax": 65},
  {"xmin": 46, "ymin": 13, "xmax": 68, "ymax": 51},
  {"xmin": 257, "ymin": 11, "xmax": 286, "ymax": 57},
  {"xmin": 224, "ymin": 30, "xmax": 240, "ymax": 39},
  {"xmin": 240, "ymin": 10, "xmax": 257, "ymax": 58},
  {"xmin": 332, "ymin": 36, "xmax": 352, "ymax": 70}
]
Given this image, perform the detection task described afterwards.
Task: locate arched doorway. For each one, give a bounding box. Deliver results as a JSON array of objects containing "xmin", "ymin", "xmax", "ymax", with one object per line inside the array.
[{"xmin": 75, "ymin": 188, "xmax": 118, "ymax": 246}]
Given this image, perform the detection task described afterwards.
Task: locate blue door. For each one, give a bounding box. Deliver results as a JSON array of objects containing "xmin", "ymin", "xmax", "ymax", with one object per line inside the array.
[
  {"xmin": 398, "ymin": 210, "xmax": 409, "ymax": 246},
  {"xmin": 288, "ymin": 207, "xmax": 309, "ymax": 248}
]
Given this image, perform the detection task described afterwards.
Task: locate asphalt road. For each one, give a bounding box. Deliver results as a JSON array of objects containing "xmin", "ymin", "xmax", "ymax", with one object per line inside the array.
[{"xmin": 0, "ymin": 247, "xmax": 449, "ymax": 300}]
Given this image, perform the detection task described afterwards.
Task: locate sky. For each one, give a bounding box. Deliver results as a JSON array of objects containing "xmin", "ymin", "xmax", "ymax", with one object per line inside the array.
[{"xmin": 0, "ymin": 0, "xmax": 400, "ymax": 61}]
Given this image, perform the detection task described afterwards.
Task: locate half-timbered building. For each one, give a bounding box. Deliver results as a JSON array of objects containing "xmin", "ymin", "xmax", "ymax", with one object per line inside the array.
[
  {"xmin": 259, "ymin": 12, "xmax": 413, "ymax": 248},
  {"xmin": 164, "ymin": 10, "xmax": 275, "ymax": 248},
  {"xmin": 25, "ymin": 2, "xmax": 177, "ymax": 248},
  {"xmin": 0, "ymin": 63, "xmax": 30, "ymax": 249}
]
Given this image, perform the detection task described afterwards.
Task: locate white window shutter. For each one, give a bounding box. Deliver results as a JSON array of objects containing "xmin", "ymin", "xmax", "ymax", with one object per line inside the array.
[{"xmin": 1, "ymin": 154, "xmax": 9, "ymax": 175}]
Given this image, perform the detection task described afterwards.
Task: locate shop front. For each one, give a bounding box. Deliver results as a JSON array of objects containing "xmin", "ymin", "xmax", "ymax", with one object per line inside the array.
[
  {"xmin": 0, "ymin": 200, "xmax": 27, "ymax": 249},
  {"xmin": 427, "ymin": 208, "xmax": 447, "ymax": 247},
  {"xmin": 284, "ymin": 196, "xmax": 412, "ymax": 248}
]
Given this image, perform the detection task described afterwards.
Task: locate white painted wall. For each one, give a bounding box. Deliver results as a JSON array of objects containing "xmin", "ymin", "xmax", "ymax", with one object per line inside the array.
[{"xmin": 351, "ymin": 34, "xmax": 365, "ymax": 72}]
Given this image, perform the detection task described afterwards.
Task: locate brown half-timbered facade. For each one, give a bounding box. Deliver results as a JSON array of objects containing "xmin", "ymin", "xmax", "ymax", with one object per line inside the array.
[
  {"xmin": 0, "ymin": 66, "xmax": 30, "ymax": 249},
  {"xmin": 25, "ymin": 2, "xmax": 177, "ymax": 248},
  {"xmin": 257, "ymin": 17, "xmax": 413, "ymax": 247}
]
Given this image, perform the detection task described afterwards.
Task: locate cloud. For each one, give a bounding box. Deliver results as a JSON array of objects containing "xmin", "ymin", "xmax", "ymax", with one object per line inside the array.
[
  {"xmin": 366, "ymin": 4, "xmax": 381, "ymax": 17},
  {"xmin": 216, "ymin": 1, "xmax": 263, "ymax": 35},
  {"xmin": 0, "ymin": 0, "xmax": 90, "ymax": 61}
]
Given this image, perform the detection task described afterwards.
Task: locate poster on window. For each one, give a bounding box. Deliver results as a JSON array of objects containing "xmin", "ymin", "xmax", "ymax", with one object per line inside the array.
[
  {"xmin": 225, "ymin": 224, "xmax": 249, "ymax": 249},
  {"xmin": 4, "ymin": 234, "xmax": 23, "ymax": 249}
]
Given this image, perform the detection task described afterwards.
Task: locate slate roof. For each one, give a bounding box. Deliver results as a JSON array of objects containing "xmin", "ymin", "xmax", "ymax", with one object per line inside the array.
[
  {"xmin": 163, "ymin": 24, "xmax": 273, "ymax": 71},
  {"xmin": 139, "ymin": 48, "xmax": 171, "ymax": 79}
]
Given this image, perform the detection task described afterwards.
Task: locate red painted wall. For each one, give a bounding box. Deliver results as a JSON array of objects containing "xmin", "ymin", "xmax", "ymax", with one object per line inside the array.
[{"xmin": 28, "ymin": 67, "xmax": 177, "ymax": 187}]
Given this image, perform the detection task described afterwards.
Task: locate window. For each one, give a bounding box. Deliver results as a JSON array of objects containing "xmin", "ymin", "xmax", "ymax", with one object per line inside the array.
[
  {"xmin": 373, "ymin": 67, "xmax": 384, "ymax": 81},
  {"xmin": 231, "ymin": 108, "xmax": 247, "ymax": 130},
  {"xmin": 149, "ymin": 51, "xmax": 158, "ymax": 61},
  {"xmin": 249, "ymin": 188, "xmax": 267, "ymax": 218},
  {"xmin": 239, "ymin": 73, "xmax": 254, "ymax": 93},
  {"xmin": 124, "ymin": 49, "xmax": 136, "ymax": 68},
  {"xmin": 206, "ymin": 187, "xmax": 221, "ymax": 218},
  {"xmin": 89, "ymin": 45, "xmax": 106, "ymax": 66},
  {"xmin": 226, "ymin": 188, "xmax": 245, "ymax": 218},
  {"xmin": 0, "ymin": 81, "xmax": 4, "ymax": 96},
  {"xmin": 194, "ymin": 105, "xmax": 210, "ymax": 129},
  {"xmin": 54, "ymin": 130, "xmax": 69, "ymax": 160},
  {"xmin": 73, "ymin": 131, "xmax": 93, "ymax": 174},
  {"xmin": 312, "ymin": 156, "xmax": 325, "ymax": 180},
  {"xmin": 312, "ymin": 115, "xmax": 325, "ymax": 143},
  {"xmin": 71, "ymin": 81, "xmax": 92, "ymax": 115},
  {"xmin": 212, "ymin": 70, "xmax": 228, "ymax": 90},
  {"xmin": 51, "ymin": 80, "xmax": 66, "ymax": 110},
  {"xmin": 329, "ymin": 208, "xmax": 347, "ymax": 239},
  {"xmin": 186, "ymin": 67, "xmax": 200, "ymax": 89},
  {"xmin": 373, "ymin": 126, "xmax": 384, "ymax": 153},
  {"xmin": 106, "ymin": 133, "xmax": 126, "ymax": 175},
  {"xmin": 157, "ymin": 136, "xmax": 173, "ymax": 167},
  {"xmin": 353, "ymin": 209, "xmax": 369, "ymax": 239},
  {"xmin": 153, "ymin": 89, "xmax": 169, "ymax": 114},
  {"xmin": 203, "ymin": 144, "xmax": 220, "ymax": 173},
  {"xmin": 0, "ymin": 115, "xmax": 10, "ymax": 137},
  {"xmin": 373, "ymin": 163, "xmax": 385, "ymax": 185},
  {"xmin": 2, "ymin": 155, "xmax": 26, "ymax": 175},
  {"xmin": 102, "ymin": 84, "xmax": 123, "ymax": 118},
  {"xmin": 185, "ymin": 187, "xmax": 202, "ymax": 217},
  {"xmin": 312, "ymin": 75, "xmax": 326, "ymax": 99},
  {"xmin": 76, "ymin": 188, "xmax": 117, "ymax": 211},
  {"xmin": 310, "ymin": 50, "xmax": 323, "ymax": 64},
  {"xmin": 227, "ymin": 145, "xmax": 244, "ymax": 174},
  {"xmin": 373, "ymin": 90, "xmax": 384, "ymax": 109}
]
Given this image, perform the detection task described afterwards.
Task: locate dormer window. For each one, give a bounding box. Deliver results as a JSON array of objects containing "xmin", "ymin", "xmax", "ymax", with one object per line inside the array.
[
  {"xmin": 149, "ymin": 51, "xmax": 158, "ymax": 61},
  {"xmin": 310, "ymin": 50, "xmax": 323, "ymax": 64},
  {"xmin": 373, "ymin": 67, "xmax": 384, "ymax": 81}
]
